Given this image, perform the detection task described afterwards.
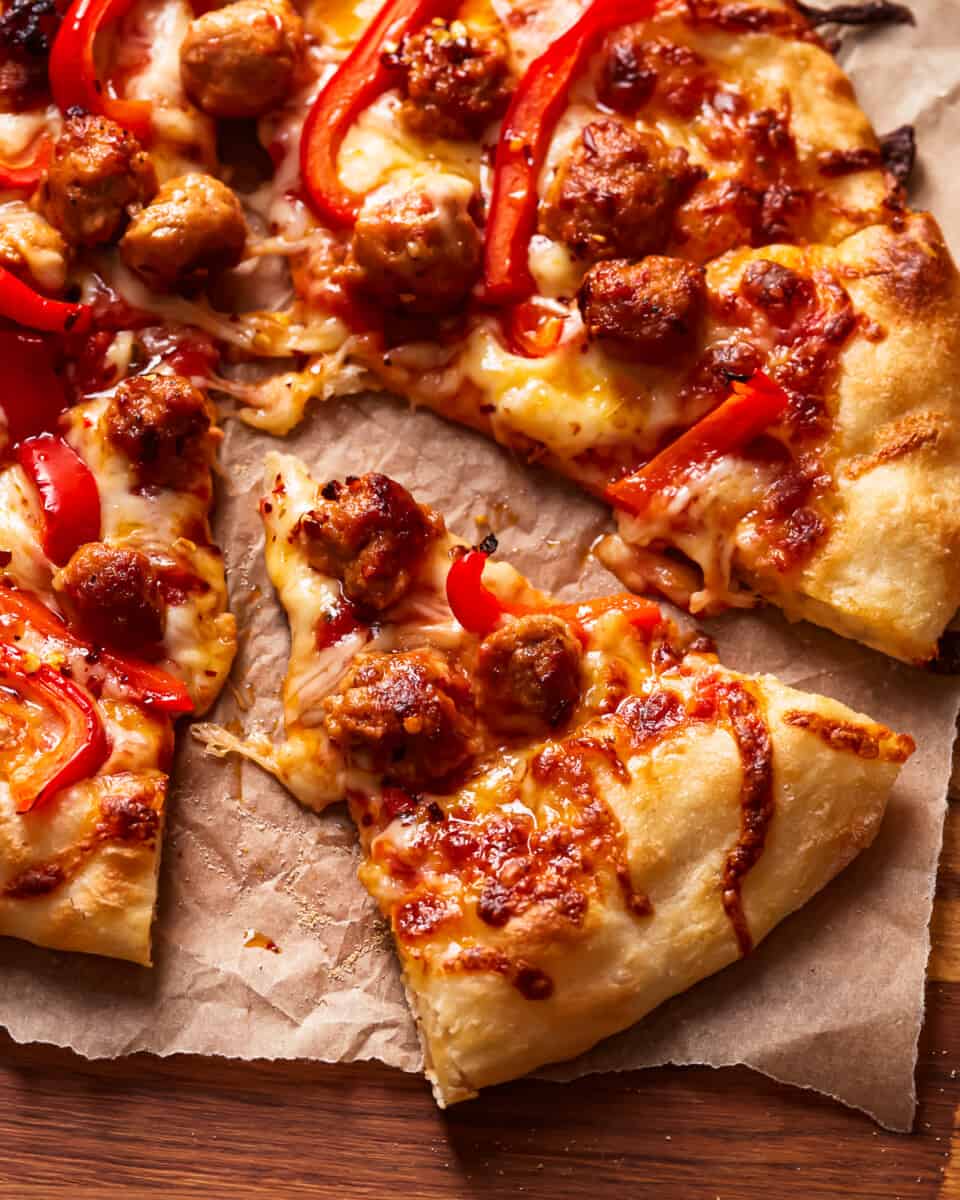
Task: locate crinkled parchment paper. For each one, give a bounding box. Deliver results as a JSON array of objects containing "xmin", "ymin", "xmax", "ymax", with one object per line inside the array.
[{"xmin": 0, "ymin": 0, "xmax": 958, "ymax": 1133}]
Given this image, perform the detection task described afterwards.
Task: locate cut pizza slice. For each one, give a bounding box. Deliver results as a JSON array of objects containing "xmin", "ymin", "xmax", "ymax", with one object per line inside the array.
[
  {"xmin": 0, "ymin": 342, "xmax": 236, "ymax": 965},
  {"xmin": 196, "ymin": 453, "xmax": 913, "ymax": 1104}
]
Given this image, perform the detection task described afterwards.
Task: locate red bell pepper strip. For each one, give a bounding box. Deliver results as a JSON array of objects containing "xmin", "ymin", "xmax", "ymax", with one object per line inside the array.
[
  {"xmin": 49, "ymin": 0, "xmax": 153, "ymax": 140},
  {"xmin": 445, "ymin": 549, "xmax": 505, "ymax": 635},
  {"xmin": 0, "ymin": 331, "xmax": 68, "ymax": 447},
  {"xmin": 503, "ymin": 297, "xmax": 566, "ymax": 358},
  {"xmin": 483, "ymin": 0, "xmax": 658, "ymax": 305},
  {"xmin": 0, "ymin": 584, "xmax": 194, "ymax": 715},
  {"xmin": 0, "ymin": 266, "xmax": 91, "ymax": 334},
  {"xmin": 300, "ymin": 0, "xmax": 460, "ymax": 226},
  {"xmin": 17, "ymin": 434, "xmax": 102, "ymax": 567},
  {"xmin": 0, "ymin": 640, "xmax": 109, "ymax": 813},
  {"xmin": 606, "ymin": 372, "xmax": 790, "ymax": 517},
  {"xmin": 445, "ymin": 549, "xmax": 661, "ymax": 639},
  {"xmin": 0, "ymin": 135, "xmax": 52, "ymax": 191}
]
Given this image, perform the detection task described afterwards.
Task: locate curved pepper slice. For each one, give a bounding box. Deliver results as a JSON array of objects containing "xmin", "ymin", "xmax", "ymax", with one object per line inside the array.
[
  {"xmin": 0, "ymin": 584, "xmax": 194, "ymax": 715},
  {"xmin": 483, "ymin": 0, "xmax": 658, "ymax": 305},
  {"xmin": 606, "ymin": 372, "xmax": 791, "ymax": 517},
  {"xmin": 0, "ymin": 266, "xmax": 91, "ymax": 334},
  {"xmin": 300, "ymin": 0, "xmax": 460, "ymax": 226},
  {"xmin": 0, "ymin": 640, "xmax": 109, "ymax": 813},
  {"xmin": 17, "ymin": 434, "xmax": 102, "ymax": 567},
  {"xmin": 0, "ymin": 331, "xmax": 68, "ymax": 447},
  {"xmin": 49, "ymin": 0, "xmax": 152, "ymax": 139},
  {"xmin": 0, "ymin": 135, "xmax": 52, "ymax": 191},
  {"xmin": 445, "ymin": 549, "xmax": 661, "ymax": 639}
]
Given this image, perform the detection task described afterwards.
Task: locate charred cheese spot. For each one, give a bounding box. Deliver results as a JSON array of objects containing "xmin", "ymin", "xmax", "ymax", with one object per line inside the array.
[{"xmin": 783, "ymin": 710, "xmax": 915, "ymax": 762}]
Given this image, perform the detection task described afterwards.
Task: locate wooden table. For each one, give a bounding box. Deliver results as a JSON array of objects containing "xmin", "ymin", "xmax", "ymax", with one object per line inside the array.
[{"xmin": 2, "ymin": 797, "xmax": 959, "ymax": 1199}]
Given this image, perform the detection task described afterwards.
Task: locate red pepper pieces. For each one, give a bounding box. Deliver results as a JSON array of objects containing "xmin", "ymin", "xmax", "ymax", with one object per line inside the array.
[
  {"xmin": 0, "ymin": 266, "xmax": 91, "ymax": 335},
  {"xmin": 606, "ymin": 372, "xmax": 791, "ymax": 518},
  {"xmin": 17, "ymin": 433, "xmax": 102, "ymax": 567},
  {"xmin": 0, "ymin": 641, "xmax": 109, "ymax": 813}
]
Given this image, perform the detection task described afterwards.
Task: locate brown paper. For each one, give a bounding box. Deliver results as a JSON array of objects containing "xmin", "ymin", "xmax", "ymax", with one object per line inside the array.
[{"xmin": 0, "ymin": 0, "xmax": 957, "ymax": 1133}]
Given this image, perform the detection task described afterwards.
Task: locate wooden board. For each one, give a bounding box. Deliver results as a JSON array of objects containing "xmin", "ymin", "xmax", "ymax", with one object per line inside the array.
[{"xmin": 1, "ymin": 790, "xmax": 959, "ymax": 1198}]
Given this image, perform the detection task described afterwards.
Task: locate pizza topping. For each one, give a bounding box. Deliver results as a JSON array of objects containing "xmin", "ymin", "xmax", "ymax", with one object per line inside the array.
[
  {"xmin": 299, "ymin": 0, "xmax": 462, "ymax": 227},
  {"xmin": 36, "ymin": 111, "xmax": 157, "ymax": 248},
  {"xmin": 739, "ymin": 259, "xmax": 813, "ymax": 326},
  {"xmin": 795, "ymin": 0, "xmax": 914, "ymax": 28},
  {"xmin": 0, "ymin": 582, "xmax": 193, "ymax": 714},
  {"xmin": 476, "ymin": 613, "xmax": 583, "ymax": 736},
  {"xmin": 578, "ymin": 255, "xmax": 706, "ymax": 364},
  {"xmin": 0, "ymin": 203, "xmax": 69, "ymax": 293},
  {"xmin": 672, "ymin": 178, "xmax": 763, "ymax": 264},
  {"xmin": 0, "ymin": 639, "xmax": 109, "ymax": 812},
  {"xmin": 16, "ymin": 433, "xmax": 101, "ymax": 566},
  {"xmin": 607, "ymin": 373, "xmax": 790, "ymax": 517},
  {"xmin": 104, "ymin": 372, "xmax": 215, "ymax": 489},
  {"xmin": 119, "ymin": 173, "xmax": 247, "ymax": 292},
  {"xmin": 323, "ymin": 647, "xmax": 479, "ymax": 788},
  {"xmin": 55, "ymin": 542, "xmax": 166, "ymax": 655},
  {"xmin": 388, "ymin": 19, "xmax": 511, "ymax": 141},
  {"xmin": 482, "ymin": 0, "xmax": 657, "ymax": 304},
  {"xmin": 347, "ymin": 178, "xmax": 482, "ymax": 315},
  {"xmin": 0, "ymin": 330, "xmax": 68, "ymax": 448},
  {"xmin": 596, "ymin": 31, "xmax": 708, "ymax": 118},
  {"xmin": 179, "ymin": 0, "xmax": 304, "ymax": 120},
  {"xmin": 0, "ymin": 265, "xmax": 90, "ymax": 332},
  {"xmin": 49, "ymin": 0, "xmax": 152, "ymax": 139},
  {"xmin": 541, "ymin": 120, "xmax": 701, "ymax": 262},
  {"xmin": 296, "ymin": 472, "xmax": 441, "ymax": 612}
]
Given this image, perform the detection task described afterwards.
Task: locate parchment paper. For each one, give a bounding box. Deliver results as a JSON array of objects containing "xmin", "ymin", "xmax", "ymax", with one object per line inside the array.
[{"xmin": 0, "ymin": 0, "xmax": 958, "ymax": 1134}]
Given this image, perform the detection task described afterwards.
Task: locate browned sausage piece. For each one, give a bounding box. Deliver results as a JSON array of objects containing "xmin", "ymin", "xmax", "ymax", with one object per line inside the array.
[
  {"xmin": 578, "ymin": 256, "xmax": 706, "ymax": 365},
  {"xmin": 105, "ymin": 372, "xmax": 215, "ymax": 488},
  {"xmin": 36, "ymin": 111, "xmax": 157, "ymax": 247},
  {"xmin": 739, "ymin": 258, "xmax": 813, "ymax": 326},
  {"xmin": 180, "ymin": 0, "xmax": 304, "ymax": 120},
  {"xmin": 671, "ymin": 178, "xmax": 763, "ymax": 265},
  {"xmin": 596, "ymin": 31, "xmax": 708, "ymax": 118},
  {"xmin": 119, "ymin": 173, "xmax": 247, "ymax": 292},
  {"xmin": 297, "ymin": 472, "xmax": 441, "ymax": 612},
  {"xmin": 349, "ymin": 180, "xmax": 482, "ymax": 314},
  {"xmin": 390, "ymin": 19, "xmax": 510, "ymax": 141},
  {"xmin": 476, "ymin": 614, "xmax": 582, "ymax": 736},
  {"xmin": 323, "ymin": 648, "xmax": 479, "ymax": 787},
  {"xmin": 541, "ymin": 120, "xmax": 702, "ymax": 261},
  {"xmin": 56, "ymin": 542, "xmax": 165, "ymax": 653}
]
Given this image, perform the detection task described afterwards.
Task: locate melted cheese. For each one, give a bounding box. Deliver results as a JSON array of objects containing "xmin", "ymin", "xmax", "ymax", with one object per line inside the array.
[{"xmin": 121, "ymin": 0, "xmax": 216, "ymax": 175}]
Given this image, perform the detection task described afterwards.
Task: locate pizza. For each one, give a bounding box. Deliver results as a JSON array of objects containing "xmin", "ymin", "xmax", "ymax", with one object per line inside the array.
[
  {"xmin": 0, "ymin": 0, "xmax": 943, "ymax": 1094},
  {"xmin": 195, "ymin": 454, "xmax": 913, "ymax": 1101}
]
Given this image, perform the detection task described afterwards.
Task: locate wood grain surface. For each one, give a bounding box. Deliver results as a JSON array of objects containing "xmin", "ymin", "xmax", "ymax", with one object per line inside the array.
[{"xmin": 1, "ymin": 787, "xmax": 959, "ymax": 1199}]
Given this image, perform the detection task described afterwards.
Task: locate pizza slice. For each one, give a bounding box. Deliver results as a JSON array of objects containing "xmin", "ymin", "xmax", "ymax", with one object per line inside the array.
[
  {"xmin": 196, "ymin": 454, "xmax": 913, "ymax": 1103},
  {"xmin": 0, "ymin": 326, "xmax": 236, "ymax": 965}
]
